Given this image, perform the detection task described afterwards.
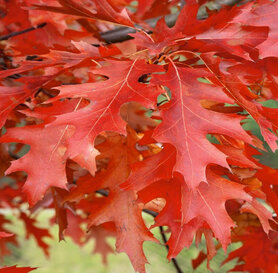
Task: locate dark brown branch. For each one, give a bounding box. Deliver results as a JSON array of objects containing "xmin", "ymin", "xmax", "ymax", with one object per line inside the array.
[
  {"xmin": 142, "ymin": 208, "xmax": 158, "ymax": 217},
  {"xmin": 37, "ymin": 88, "xmax": 57, "ymax": 98},
  {"xmin": 159, "ymin": 226, "xmax": 184, "ymax": 273},
  {"xmin": 96, "ymin": 189, "xmax": 158, "ymax": 216},
  {"xmin": 100, "ymin": 13, "xmax": 178, "ymax": 44},
  {"xmin": 0, "ymin": 0, "xmax": 244, "ymax": 45},
  {"xmin": 100, "ymin": 0, "xmax": 244, "ymax": 44},
  {"xmin": 8, "ymin": 150, "xmax": 20, "ymax": 160},
  {"xmin": 95, "ymin": 189, "xmax": 109, "ymax": 197},
  {"xmin": 0, "ymin": 22, "xmax": 47, "ymax": 41}
]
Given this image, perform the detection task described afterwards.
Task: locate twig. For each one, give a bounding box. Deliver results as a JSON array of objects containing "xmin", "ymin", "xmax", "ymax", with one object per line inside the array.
[
  {"xmin": 142, "ymin": 208, "xmax": 158, "ymax": 217},
  {"xmin": 99, "ymin": 0, "xmax": 243, "ymax": 44},
  {"xmin": 0, "ymin": 0, "xmax": 244, "ymax": 44},
  {"xmin": 0, "ymin": 22, "xmax": 47, "ymax": 41},
  {"xmin": 159, "ymin": 226, "xmax": 184, "ymax": 273},
  {"xmin": 100, "ymin": 13, "xmax": 178, "ymax": 44},
  {"xmin": 8, "ymin": 149, "xmax": 20, "ymax": 160}
]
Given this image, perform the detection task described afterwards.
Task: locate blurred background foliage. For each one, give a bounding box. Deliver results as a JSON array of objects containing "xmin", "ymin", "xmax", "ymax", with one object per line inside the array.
[{"xmin": 2, "ymin": 210, "xmax": 241, "ymax": 273}]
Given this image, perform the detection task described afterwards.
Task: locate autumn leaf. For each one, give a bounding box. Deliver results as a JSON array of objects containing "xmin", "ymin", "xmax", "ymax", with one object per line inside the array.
[
  {"xmin": 47, "ymin": 60, "xmax": 162, "ymax": 174},
  {"xmin": 132, "ymin": 1, "xmax": 268, "ymax": 57},
  {"xmin": 20, "ymin": 212, "xmax": 52, "ymax": 256},
  {"xmin": 201, "ymin": 53, "xmax": 278, "ymax": 151},
  {"xmin": 0, "ymin": 0, "xmax": 278, "ymax": 272},
  {"xmin": 0, "ymin": 266, "xmax": 37, "ymax": 273},
  {"xmin": 224, "ymin": 227, "xmax": 278, "ymax": 273},
  {"xmin": 65, "ymin": 127, "xmax": 140, "ymax": 202},
  {"xmin": 33, "ymin": 0, "xmax": 134, "ymax": 27},
  {"xmin": 138, "ymin": 168, "xmax": 273, "ymax": 259},
  {"xmin": 86, "ymin": 223, "xmax": 115, "ymax": 264},
  {"xmin": 0, "ymin": 124, "xmax": 72, "ymax": 205},
  {"xmin": 151, "ymin": 62, "xmax": 253, "ymax": 189},
  {"xmin": 0, "ymin": 232, "xmax": 13, "ymax": 238},
  {"xmin": 121, "ymin": 143, "xmax": 176, "ymax": 191},
  {"xmin": 0, "ymin": 75, "xmax": 58, "ymax": 129},
  {"xmin": 89, "ymin": 190, "xmax": 158, "ymax": 273}
]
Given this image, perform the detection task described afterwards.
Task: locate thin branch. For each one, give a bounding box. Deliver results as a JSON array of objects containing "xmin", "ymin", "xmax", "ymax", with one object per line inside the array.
[
  {"xmin": 38, "ymin": 88, "xmax": 57, "ymax": 98},
  {"xmin": 0, "ymin": 22, "xmax": 47, "ymax": 41},
  {"xmin": 95, "ymin": 189, "xmax": 109, "ymax": 197},
  {"xmin": 8, "ymin": 150, "xmax": 20, "ymax": 160},
  {"xmin": 0, "ymin": 0, "xmax": 244, "ymax": 45},
  {"xmin": 159, "ymin": 226, "xmax": 184, "ymax": 273},
  {"xmin": 99, "ymin": 0, "xmax": 243, "ymax": 44},
  {"xmin": 142, "ymin": 208, "xmax": 158, "ymax": 217},
  {"xmin": 100, "ymin": 13, "xmax": 178, "ymax": 44}
]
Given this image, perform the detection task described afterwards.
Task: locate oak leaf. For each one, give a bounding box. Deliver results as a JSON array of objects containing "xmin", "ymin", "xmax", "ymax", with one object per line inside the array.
[
  {"xmin": 0, "ymin": 266, "xmax": 37, "ymax": 273},
  {"xmin": 152, "ymin": 63, "xmax": 253, "ymax": 189}
]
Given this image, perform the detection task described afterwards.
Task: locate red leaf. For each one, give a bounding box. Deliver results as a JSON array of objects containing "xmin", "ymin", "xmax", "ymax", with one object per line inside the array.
[
  {"xmin": 0, "ymin": 75, "xmax": 57, "ymax": 129},
  {"xmin": 20, "ymin": 212, "xmax": 52, "ymax": 255},
  {"xmin": 121, "ymin": 144, "xmax": 176, "ymax": 191},
  {"xmin": 87, "ymin": 223, "xmax": 115, "ymax": 264},
  {"xmin": 0, "ymin": 266, "xmax": 37, "ymax": 273},
  {"xmin": 89, "ymin": 190, "xmax": 158, "ymax": 273},
  {"xmin": 138, "ymin": 168, "xmax": 273, "ymax": 258},
  {"xmin": 231, "ymin": 0, "xmax": 278, "ymax": 58},
  {"xmin": 49, "ymin": 60, "xmax": 162, "ymax": 170},
  {"xmin": 152, "ymin": 63, "xmax": 253, "ymax": 189},
  {"xmin": 0, "ymin": 215, "xmax": 18, "ymax": 258},
  {"xmin": 34, "ymin": 0, "xmax": 134, "ymax": 27},
  {"xmin": 201, "ymin": 53, "xmax": 278, "ymax": 151},
  {"xmin": 224, "ymin": 228, "xmax": 278, "ymax": 273},
  {"xmin": 0, "ymin": 232, "xmax": 13, "ymax": 238},
  {"xmin": 133, "ymin": 2, "xmax": 268, "ymax": 56},
  {"xmin": 192, "ymin": 251, "xmax": 207, "ymax": 269},
  {"xmin": 65, "ymin": 127, "xmax": 140, "ymax": 202},
  {"xmin": 1, "ymin": 124, "xmax": 71, "ymax": 205},
  {"xmin": 0, "ymin": 0, "xmax": 278, "ymax": 271}
]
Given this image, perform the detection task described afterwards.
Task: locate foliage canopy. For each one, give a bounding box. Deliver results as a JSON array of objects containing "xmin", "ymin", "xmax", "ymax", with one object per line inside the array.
[{"xmin": 0, "ymin": 0, "xmax": 278, "ymax": 272}]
